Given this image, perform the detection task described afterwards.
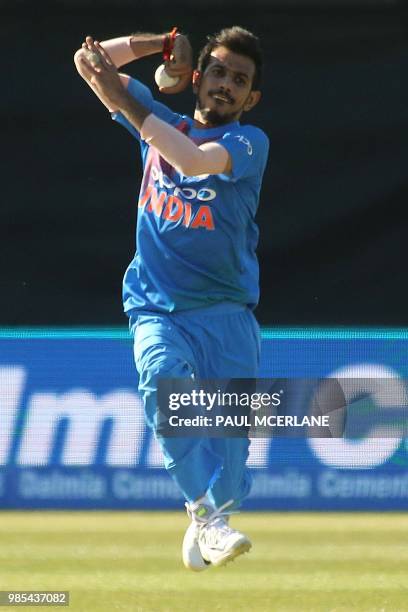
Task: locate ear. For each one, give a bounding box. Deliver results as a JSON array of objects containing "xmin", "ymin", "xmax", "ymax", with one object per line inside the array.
[
  {"xmin": 192, "ymin": 70, "xmax": 201, "ymax": 94},
  {"xmin": 243, "ymin": 90, "xmax": 261, "ymax": 112}
]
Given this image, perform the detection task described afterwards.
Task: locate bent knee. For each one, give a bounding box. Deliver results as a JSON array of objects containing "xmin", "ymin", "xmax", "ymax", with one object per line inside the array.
[{"xmin": 138, "ymin": 351, "xmax": 195, "ymax": 391}]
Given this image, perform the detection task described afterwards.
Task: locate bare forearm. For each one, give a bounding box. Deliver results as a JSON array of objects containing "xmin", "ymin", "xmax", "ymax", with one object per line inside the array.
[
  {"xmin": 100, "ymin": 33, "xmax": 164, "ymax": 68},
  {"xmin": 129, "ymin": 33, "xmax": 164, "ymax": 59}
]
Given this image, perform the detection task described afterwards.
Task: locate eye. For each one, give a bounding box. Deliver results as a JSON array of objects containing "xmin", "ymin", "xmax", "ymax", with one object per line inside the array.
[
  {"xmin": 212, "ymin": 66, "xmax": 224, "ymax": 77},
  {"xmin": 235, "ymin": 76, "xmax": 247, "ymax": 86}
]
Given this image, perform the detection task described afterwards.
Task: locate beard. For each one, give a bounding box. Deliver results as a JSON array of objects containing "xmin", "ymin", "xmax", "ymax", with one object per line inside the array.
[{"xmin": 196, "ymin": 92, "xmax": 238, "ymax": 127}]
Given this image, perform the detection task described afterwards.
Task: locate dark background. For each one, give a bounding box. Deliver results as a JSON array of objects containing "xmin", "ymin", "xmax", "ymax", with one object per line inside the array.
[{"xmin": 3, "ymin": 0, "xmax": 408, "ymax": 326}]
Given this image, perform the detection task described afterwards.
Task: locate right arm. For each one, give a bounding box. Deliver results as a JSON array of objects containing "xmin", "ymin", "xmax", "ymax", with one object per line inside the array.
[
  {"xmin": 74, "ymin": 33, "xmax": 164, "ymax": 72},
  {"xmin": 74, "ymin": 38, "xmax": 235, "ymax": 178},
  {"xmin": 73, "ymin": 32, "xmax": 193, "ymax": 108},
  {"xmin": 102, "ymin": 33, "xmax": 164, "ymax": 66},
  {"xmin": 75, "ymin": 40, "xmax": 232, "ymax": 177},
  {"xmin": 103, "ymin": 32, "xmax": 193, "ymax": 94}
]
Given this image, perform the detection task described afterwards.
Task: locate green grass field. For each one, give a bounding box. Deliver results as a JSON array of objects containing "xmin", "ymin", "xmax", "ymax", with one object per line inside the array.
[{"xmin": 0, "ymin": 512, "xmax": 407, "ymax": 612}]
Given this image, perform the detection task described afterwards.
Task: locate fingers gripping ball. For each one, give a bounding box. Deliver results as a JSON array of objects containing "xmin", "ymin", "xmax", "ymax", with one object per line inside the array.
[
  {"xmin": 84, "ymin": 49, "xmax": 101, "ymax": 66},
  {"xmin": 155, "ymin": 64, "xmax": 180, "ymax": 89}
]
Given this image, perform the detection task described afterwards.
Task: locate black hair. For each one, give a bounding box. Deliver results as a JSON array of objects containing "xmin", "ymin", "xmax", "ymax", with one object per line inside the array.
[{"xmin": 197, "ymin": 26, "xmax": 263, "ymax": 90}]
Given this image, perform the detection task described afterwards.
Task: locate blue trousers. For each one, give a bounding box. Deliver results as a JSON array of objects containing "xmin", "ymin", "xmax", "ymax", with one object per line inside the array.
[{"xmin": 130, "ymin": 303, "xmax": 260, "ymax": 509}]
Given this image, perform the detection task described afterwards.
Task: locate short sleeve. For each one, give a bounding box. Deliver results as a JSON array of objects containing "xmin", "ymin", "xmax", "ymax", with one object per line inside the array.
[
  {"xmin": 111, "ymin": 77, "xmax": 182, "ymax": 140},
  {"xmin": 217, "ymin": 126, "xmax": 269, "ymax": 182}
]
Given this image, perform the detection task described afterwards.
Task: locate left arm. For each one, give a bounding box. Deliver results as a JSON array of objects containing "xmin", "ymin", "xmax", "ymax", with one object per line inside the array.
[{"xmin": 78, "ymin": 37, "xmax": 231, "ymax": 176}]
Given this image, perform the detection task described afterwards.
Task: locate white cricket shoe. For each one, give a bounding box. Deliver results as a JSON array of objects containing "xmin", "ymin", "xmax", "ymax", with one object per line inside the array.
[
  {"xmin": 197, "ymin": 516, "xmax": 251, "ymax": 567},
  {"xmin": 182, "ymin": 500, "xmax": 214, "ymax": 571},
  {"xmin": 182, "ymin": 499, "xmax": 251, "ymax": 570},
  {"xmin": 182, "ymin": 520, "xmax": 211, "ymax": 572}
]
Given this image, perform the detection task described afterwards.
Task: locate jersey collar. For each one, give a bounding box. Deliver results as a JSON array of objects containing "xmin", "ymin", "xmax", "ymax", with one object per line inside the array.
[{"xmin": 185, "ymin": 116, "xmax": 240, "ymax": 138}]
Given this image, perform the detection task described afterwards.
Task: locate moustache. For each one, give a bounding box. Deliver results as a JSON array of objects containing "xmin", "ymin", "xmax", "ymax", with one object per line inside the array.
[{"xmin": 209, "ymin": 90, "xmax": 234, "ymax": 105}]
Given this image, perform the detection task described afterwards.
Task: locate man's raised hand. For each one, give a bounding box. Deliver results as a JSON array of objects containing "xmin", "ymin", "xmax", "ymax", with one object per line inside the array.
[
  {"xmin": 75, "ymin": 36, "xmax": 128, "ymax": 111},
  {"xmin": 159, "ymin": 34, "xmax": 193, "ymax": 94}
]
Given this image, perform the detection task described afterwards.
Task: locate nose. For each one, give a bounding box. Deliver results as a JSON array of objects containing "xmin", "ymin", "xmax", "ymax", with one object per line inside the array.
[{"xmin": 219, "ymin": 74, "xmax": 233, "ymax": 92}]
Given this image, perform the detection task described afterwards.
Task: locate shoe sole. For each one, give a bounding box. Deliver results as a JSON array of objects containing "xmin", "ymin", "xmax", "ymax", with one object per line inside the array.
[
  {"xmin": 183, "ymin": 558, "xmax": 211, "ymax": 572},
  {"xmin": 211, "ymin": 539, "xmax": 252, "ymax": 567}
]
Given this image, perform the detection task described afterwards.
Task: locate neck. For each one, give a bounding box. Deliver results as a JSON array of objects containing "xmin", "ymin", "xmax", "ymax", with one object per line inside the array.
[
  {"xmin": 193, "ymin": 113, "xmax": 209, "ymax": 129},
  {"xmin": 193, "ymin": 109, "xmax": 217, "ymax": 129},
  {"xmin": 193, "ymin": 107, "xmax": 240, "ymax": 130}
]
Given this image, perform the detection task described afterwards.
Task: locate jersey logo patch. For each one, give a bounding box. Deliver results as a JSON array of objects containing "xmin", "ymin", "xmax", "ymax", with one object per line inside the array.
[
  {"xmin": 139, "ymin": 185, "xmax": 215, "ymax": 231},
  {"xmin": 235, "ymin": 135, "xmax": 253, "ymax": 156}
]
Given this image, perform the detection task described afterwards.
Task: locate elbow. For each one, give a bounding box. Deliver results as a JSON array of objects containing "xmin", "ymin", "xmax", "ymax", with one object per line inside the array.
[
  {"xmin": 177, "ymin": 154, "xmax": 205, "ymax": 177},
  {"xmin": 178, "ymin": 163, "xmax": 197, "ymax": 177}
]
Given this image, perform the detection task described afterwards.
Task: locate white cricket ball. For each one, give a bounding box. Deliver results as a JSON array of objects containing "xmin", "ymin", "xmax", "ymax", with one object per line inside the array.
[
  {"xmin": 84, "ymin": 49, "xmax": 101, "ymax": 66},
  {"xmin": 154, "ymin": 64, "xmax": 180, "ymax": 88}
]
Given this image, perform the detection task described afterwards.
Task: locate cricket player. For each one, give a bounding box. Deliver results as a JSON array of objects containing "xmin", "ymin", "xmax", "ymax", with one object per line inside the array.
[{"xmin": 74, "ymin": 26, "xmax": 269, "ymax": 570}]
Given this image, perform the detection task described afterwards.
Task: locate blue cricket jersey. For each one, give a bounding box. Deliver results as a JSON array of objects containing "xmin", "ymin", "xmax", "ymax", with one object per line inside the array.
[{"xmin": 112, "ymin": 77, "xmax": 269, "ymax": 315}]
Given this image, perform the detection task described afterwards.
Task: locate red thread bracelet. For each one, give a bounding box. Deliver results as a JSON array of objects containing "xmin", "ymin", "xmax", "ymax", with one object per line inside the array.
[{"xmin": 163, "ymin": 27, "xmax": 178, "ymax": 62}]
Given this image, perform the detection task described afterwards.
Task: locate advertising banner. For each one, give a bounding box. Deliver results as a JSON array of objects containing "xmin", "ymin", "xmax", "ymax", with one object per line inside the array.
[{"xmin": 0, "ymin": 328, "xmax": 407, "ymax": 509}]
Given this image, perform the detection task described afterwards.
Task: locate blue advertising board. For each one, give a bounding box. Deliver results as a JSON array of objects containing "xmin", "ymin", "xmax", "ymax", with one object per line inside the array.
[{"xmin": 0, "ymin": 327, "xmax": 407, "ymax": 510}]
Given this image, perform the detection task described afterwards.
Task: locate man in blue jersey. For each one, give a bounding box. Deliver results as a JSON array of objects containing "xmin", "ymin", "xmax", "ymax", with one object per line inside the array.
[{"xmin": 74, "ymin": 26, "xmax": 269, "ymax": 570}]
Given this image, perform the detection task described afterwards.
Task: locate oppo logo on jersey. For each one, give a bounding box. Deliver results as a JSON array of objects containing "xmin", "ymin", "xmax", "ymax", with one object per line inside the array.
[
  {"xmin": 150, "ymin": 167, "xmax": 217, "ymax": 202},
  {"xmin": 139, "ymin": 167, "xmax": 216, "ymax": 231}
]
